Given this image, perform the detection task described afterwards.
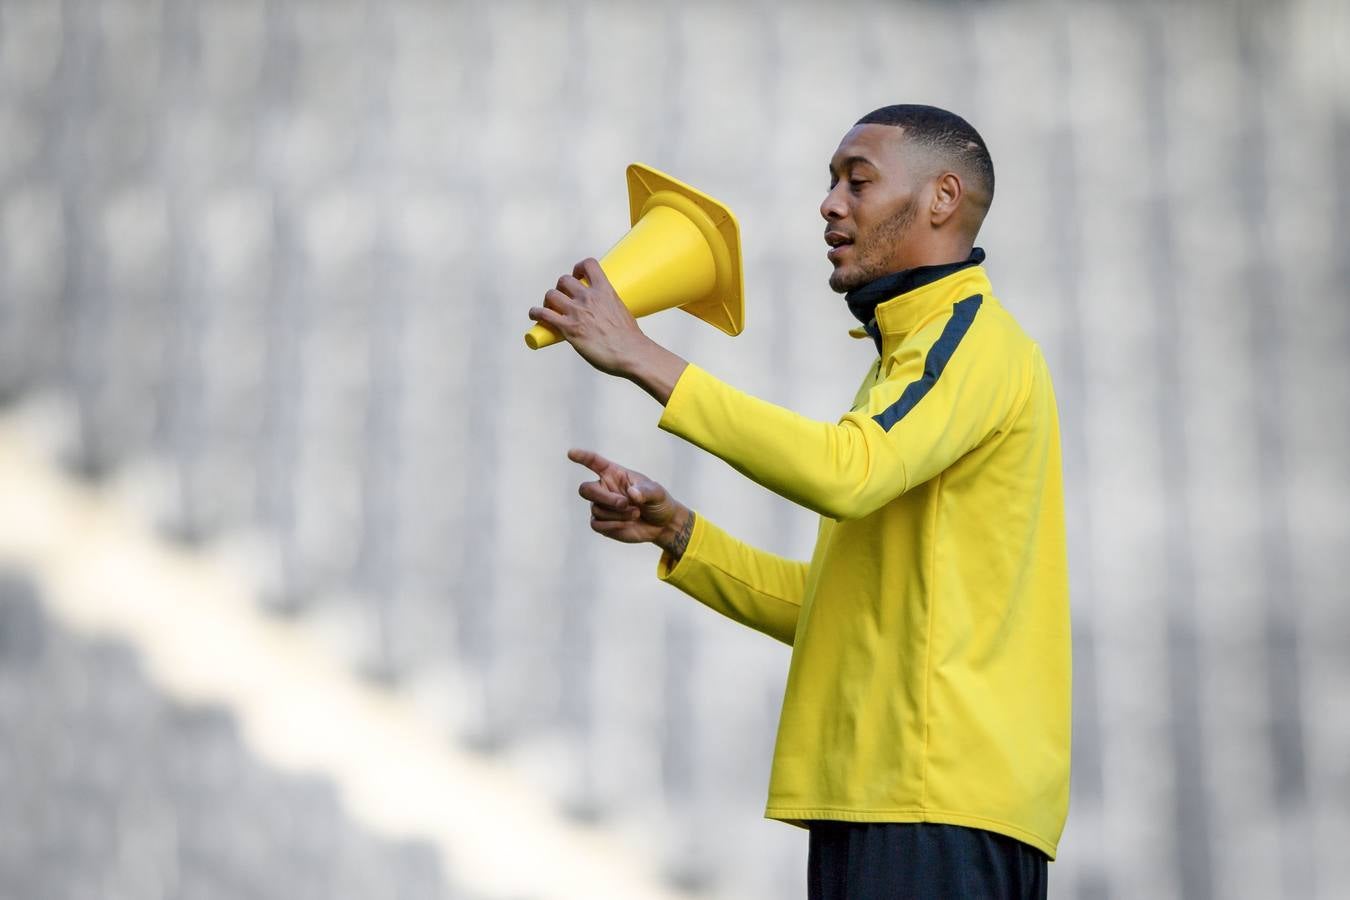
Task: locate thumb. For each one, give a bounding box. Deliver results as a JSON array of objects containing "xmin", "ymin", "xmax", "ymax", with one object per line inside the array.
[{"xmin": 627, "ymin": 480, "xmax": 665, "ymax": 508}]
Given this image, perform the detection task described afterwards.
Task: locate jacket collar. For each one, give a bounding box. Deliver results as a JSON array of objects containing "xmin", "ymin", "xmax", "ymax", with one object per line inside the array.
[{"xmin": 844, "ymin": 248, "xmax": 989, "ymax": 355}]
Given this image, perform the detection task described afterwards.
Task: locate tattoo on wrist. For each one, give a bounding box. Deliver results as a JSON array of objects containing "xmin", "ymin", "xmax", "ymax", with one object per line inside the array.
[{"xmin": 669, "ymin": 511, "xmax": 695, "ymax": 558}]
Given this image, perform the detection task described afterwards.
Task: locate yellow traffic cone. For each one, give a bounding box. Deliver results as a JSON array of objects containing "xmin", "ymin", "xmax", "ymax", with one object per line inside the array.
[{"xmin": 525, "ymin": 163, "xmax": 744, "ymax": 349}]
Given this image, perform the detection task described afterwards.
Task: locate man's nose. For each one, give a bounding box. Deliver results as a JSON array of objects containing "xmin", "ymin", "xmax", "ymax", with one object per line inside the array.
[{"xmin": 820, "ymin": 186, "xmax": 846, "ymax": 221}]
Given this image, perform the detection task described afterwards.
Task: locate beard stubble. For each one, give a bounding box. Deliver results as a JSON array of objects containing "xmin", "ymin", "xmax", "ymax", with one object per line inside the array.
[{"xmin": 829, "ymin": 195, "xmax": 920, "ymax": 293}]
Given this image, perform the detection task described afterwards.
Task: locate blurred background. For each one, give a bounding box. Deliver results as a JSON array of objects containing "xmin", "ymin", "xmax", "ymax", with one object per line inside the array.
[{"xmin": 0, "ymin": 0, "xmax": 1347, "ymax": 897}]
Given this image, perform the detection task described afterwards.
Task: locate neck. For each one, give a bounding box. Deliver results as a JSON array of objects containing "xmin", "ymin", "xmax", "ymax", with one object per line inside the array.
[{"xmin": 844, "ymin": 247, "xmax": 986, "ymax": 327}]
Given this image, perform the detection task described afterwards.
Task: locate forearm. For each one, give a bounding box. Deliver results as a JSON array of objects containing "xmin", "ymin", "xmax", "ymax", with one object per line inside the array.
[
  {"xmin": 660, "ymin": 365, "xmax": 907, "ymax": 520},
  {"xmin": 620, "ymin": 337, "xmax": 689, "ymax": 407},
  {"xmin": 656, "ymin": 514, "xmax": 806, "ymax": 646},
  {"xmin": 654, "ymin": 503, "xmax": 695, "ymax": 561}
]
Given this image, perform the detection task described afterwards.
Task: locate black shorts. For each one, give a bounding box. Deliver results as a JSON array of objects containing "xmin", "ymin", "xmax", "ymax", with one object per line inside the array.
[{"xmin": 807, "ymin": 821, "xmax": 1049, "ymax": 900}]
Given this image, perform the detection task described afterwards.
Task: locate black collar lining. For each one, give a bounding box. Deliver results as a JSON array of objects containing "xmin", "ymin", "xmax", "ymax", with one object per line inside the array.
[{"xmin": 845, "ymin": 248, "xmax": 987, "ymax": 343}]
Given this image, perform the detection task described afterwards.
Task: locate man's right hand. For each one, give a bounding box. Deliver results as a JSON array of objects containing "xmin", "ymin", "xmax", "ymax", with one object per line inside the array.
[{"xmin": 568, "ymin": 448, "xmax": 695, "ymax": 560}]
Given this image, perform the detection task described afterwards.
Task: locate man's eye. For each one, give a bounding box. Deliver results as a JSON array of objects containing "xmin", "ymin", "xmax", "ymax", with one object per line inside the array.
[{"xmin": 849, "ymin": 179, "xmax": 868, "ymax": 190}]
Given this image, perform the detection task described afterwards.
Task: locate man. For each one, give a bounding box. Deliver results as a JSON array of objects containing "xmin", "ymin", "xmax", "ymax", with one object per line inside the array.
[{"xmin": 528, "ymin": 105, "xmax": 1070, "ymax": 899}]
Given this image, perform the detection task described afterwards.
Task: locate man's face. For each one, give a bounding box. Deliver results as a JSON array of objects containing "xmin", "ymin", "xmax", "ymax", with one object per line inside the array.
[{"xmin": 821, "ymin": 124, "xmax": 926, "ymax": 293}]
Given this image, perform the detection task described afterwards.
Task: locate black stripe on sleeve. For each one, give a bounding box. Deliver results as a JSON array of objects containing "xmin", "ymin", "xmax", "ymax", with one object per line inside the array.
[{"xmin": 871, "ymin": 294, "xmax": 984, "ymax": 433}]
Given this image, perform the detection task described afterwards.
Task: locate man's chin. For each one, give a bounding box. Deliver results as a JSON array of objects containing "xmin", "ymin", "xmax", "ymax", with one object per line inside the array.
[{"xmin": 828, "ymin": 267, "xmax": 864, "ymax": 294}]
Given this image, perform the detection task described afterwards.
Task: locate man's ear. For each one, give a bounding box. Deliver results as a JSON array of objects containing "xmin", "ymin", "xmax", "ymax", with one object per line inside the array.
[{"xmin": 930, "ymin": 171, "xmax": 963, "ymax": 227}]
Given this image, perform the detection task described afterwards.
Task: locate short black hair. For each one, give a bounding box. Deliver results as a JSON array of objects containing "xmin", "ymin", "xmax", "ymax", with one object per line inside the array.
[{"xmin": 856, "ymin": 104, "xmax": 994, "ymax": 210}]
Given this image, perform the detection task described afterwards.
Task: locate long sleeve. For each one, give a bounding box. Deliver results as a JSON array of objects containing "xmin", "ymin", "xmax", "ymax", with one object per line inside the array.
[
  {"xmin": 657, "ymin": 303, "xmax": 1029, "ymax": 521},
  {"xmin": 656, "ymin": 514, "xmax": 807, "ymax": 646}
]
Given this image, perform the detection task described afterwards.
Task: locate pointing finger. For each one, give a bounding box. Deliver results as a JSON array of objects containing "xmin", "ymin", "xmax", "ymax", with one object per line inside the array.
[{"xmin": 567, "ymin": 447, "xmax": 612, "ymax": 476}]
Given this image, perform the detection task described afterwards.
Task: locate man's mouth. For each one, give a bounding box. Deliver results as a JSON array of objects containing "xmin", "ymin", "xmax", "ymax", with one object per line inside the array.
[{"xmin": 825, "ymin": 231, "xmax": 853, "ymax": 263}]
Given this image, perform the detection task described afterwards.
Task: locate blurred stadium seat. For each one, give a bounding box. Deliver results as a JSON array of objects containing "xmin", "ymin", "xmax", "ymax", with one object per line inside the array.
[{"xmin": 0, "ymin": 571, "xmax": 458, "ymax": 900}]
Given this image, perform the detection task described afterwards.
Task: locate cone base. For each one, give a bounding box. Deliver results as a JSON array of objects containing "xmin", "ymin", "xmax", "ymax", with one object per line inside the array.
[
  {"xmin": 524, "ymin": 162, "xmax": 745, "ymax": 350},
  {"xmin": 626, "ymin": 163, "xmax": 744, "ymax": 337}
]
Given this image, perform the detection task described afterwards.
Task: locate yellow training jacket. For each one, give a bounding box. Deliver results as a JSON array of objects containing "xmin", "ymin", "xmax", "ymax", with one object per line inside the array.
[{"xmin": 655, "ymin": 263, "xmax": 1071, "ymax": 858}]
